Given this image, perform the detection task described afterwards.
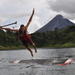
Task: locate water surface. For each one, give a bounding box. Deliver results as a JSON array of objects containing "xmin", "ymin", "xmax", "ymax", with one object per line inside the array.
[{"xmin": 0, "ymin": 48, "xmax": 75, "ymax": 75}]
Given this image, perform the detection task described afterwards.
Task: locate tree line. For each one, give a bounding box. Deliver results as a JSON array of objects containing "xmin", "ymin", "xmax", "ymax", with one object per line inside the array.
[
  {"xmin": 0, "ymin": 25, "xmax": 75, "ymax": 48},
  {"xmin": 0, "ymin": 30, "xmax": 22, "ymax": 48},
  {"xmin": 32, "ymin": 25, "xmax": 75, "ymax": 48}
]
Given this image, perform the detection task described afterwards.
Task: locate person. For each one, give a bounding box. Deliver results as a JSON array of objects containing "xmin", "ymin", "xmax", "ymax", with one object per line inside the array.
[{"xmin": 0, "ymin": 8, "xmax": 37, "ymax": 57}]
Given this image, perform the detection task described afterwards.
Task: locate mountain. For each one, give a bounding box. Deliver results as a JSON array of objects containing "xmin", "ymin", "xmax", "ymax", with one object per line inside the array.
[{"xmin": 36, "ymin": 14, "xmax": 75, "ymax": 32}]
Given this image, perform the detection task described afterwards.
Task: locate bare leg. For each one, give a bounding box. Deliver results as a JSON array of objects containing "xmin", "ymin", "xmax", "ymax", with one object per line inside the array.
[
  {"xmin": 32, "ymin": 43, "xmax": 37, "ymax": 53},
  {"xmin": 25, "ymin": 45, "xmax": 33, "ymax": 57},
  {"xmin": 28, "ymin": 38, "xmax": 37, "ymax": 53}
]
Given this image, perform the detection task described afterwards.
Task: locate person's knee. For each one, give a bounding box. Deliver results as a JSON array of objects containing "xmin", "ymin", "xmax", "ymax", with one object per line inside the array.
[{"xmin": 32, "ymin": 43, "xmax": 35, "ymax": 46}]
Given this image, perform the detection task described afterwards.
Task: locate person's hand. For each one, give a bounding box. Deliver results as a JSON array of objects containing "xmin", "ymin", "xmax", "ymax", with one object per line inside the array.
[{"xmin": 14, "ymin": 21, "xmax": 17, "ymax": 24}]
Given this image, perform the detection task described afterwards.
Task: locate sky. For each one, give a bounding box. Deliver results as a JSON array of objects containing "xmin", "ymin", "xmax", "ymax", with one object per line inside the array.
[{"xmin": 0, "ymin": 0, "xmax": 75, "ymax": 33}]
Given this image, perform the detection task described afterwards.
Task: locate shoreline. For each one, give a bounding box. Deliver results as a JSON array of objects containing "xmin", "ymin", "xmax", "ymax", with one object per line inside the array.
[
  {"xmin": 0, "ymin": 45, "xmax": 75, "ymax": 51},
  {"xmin": 0, "ymin": 46, "xmax": 25, "ymax": 50}
]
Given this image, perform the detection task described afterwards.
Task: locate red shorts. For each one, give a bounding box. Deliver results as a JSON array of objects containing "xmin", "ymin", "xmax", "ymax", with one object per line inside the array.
[{"xmin": 20, "ymin": 34, "xmax": 33, "ymax": 45}]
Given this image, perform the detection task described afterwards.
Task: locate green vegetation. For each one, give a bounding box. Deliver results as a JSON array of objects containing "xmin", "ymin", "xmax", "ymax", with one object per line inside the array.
[
  {"xmin": 0, "ymin": 25, "xmax": 75, "ymax": 50},
  {"xmin": 0, "ymin": 29, "xmax": 23, "ymax": 50},
  {"xmin": 32, "ymin": 25, "xmax": 75, "ymax": 48}
]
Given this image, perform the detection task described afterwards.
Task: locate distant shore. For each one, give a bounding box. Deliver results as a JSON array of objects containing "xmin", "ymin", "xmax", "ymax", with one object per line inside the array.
[
  {"xmin": 0, "ymin": 43, "xmax": 75, "ymax": 50},
  {"xmin": 0, "ymin": 45, "xmax": 25, "ymax": 50},
  {"xmin": 44, "ymin": 43, "xmax": 75, "ymax": 48}
]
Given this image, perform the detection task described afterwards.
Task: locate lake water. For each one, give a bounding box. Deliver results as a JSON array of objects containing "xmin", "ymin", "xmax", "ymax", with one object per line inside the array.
[{"xmin": 0, "ymin": 48, "xmax": 75, "ymax": 75}]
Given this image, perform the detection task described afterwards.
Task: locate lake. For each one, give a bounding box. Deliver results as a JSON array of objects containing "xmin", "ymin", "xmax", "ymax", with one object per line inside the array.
[{"xmin": 0, "ymin": 48, "xmax": 75, "ymax": 75}]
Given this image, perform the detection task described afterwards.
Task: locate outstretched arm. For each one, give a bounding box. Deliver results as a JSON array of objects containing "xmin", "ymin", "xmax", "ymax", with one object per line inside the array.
[
  {"xmin": 0, "ymin": 21, "xmax": 17, "ymax": 27},
  {"xmin": 25, "ymin": 8, "xmax": 35, "ymax": 28},
  {"xmin": 0, "ymin": 27, "xmax": 18, "ymax": 32}
]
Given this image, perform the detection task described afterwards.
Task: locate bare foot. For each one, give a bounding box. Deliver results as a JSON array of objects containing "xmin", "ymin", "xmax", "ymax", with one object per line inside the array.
[{"xmin": 33, "ymin": 43, "xmax": 37, "ymax": 53}]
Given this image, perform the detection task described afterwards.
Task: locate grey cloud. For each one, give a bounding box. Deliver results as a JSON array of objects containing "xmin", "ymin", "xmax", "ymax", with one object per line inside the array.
[{"xmin": 48, "ymin": 0, "xmax": 75, "ymax": 14}]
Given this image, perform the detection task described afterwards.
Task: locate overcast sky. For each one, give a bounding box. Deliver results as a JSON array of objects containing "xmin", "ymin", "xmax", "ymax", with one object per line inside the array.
[
  {"xmin": 0, "ymin": 0, "xmax": 75, "ymax": 33},
  {"xmin": 49, "ymin": 0, "xmax": 75, "ymax": 20}
]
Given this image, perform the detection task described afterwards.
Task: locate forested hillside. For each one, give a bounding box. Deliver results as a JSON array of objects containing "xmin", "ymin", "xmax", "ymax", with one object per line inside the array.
[
  {"xmin": 0, "ymin": 30, "xmax": 22, "ymax": 49},
  {"xmin": 0, "ymin": 25, "xmax": 75, "ymax": 49},
  {"xmin": 32, "ymin": 25, "xmax": 75, "ymax": 48}
]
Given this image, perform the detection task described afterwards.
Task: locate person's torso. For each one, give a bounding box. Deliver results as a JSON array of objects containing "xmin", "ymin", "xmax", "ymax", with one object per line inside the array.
[{"xmin": 19, "ymin": 28, "xmax": 29, "ymax": 40}]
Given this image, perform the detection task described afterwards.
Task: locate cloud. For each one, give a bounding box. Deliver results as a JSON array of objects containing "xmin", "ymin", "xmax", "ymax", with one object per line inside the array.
[
  {"xmin": 49, "ymin": 0, "xmax": 75, "ymax": 14},
  {"xmin": 1, "ymin": 0, "xmax": 75, "ymax": 32},
  {"xmin": 0, "ymin": 14, "xmax": 42, "ymax": 33},
  {"xmin": 0, "ymin": 0, "xmax": 47, "ymax": 17},
  {"xmin": 47, "ymin": 0, "xmax": 75, "ymax": 21},
  {"xmin": 0, "ymin": 0, "xmax": 49, "ymax": 22}
]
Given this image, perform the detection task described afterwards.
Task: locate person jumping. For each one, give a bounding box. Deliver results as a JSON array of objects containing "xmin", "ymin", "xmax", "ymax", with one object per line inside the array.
[{"xmin": 0, "ymin": 8, "xmax": 37, "ymax": 57}]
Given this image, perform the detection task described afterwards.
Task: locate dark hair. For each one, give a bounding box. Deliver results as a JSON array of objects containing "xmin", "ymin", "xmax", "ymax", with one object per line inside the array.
[
  {"xmin": 19, "ymin": 24, "xmax": 24, "ymax": 33},
  {"xmin": 20, "ymin": 24, "xmax": 24, "ymax": 28}
]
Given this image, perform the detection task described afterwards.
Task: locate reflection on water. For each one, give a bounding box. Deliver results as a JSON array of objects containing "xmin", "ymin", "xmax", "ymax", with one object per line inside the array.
[{"xmin": 0, "ymin": 48, "xmax": 75, "ymax": 75}]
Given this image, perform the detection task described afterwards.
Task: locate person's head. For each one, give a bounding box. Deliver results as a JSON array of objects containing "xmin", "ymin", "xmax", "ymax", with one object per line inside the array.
[
  {"xmin": 19, "ymin": 24, "xmax": 24, "ymax": 30},
  {"xmin": 19, "ymin": 24, "xmax": 27, "ymax": 31},
  {"xmin": 20, "ymin": 24, "xmax": 24, "ymax": 28}
]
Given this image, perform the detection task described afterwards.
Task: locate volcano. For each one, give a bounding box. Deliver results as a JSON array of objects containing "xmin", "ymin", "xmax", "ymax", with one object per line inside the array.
[{"xmin": 37, "ymin": 14, "xmax": 75, "ymax": 32}]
